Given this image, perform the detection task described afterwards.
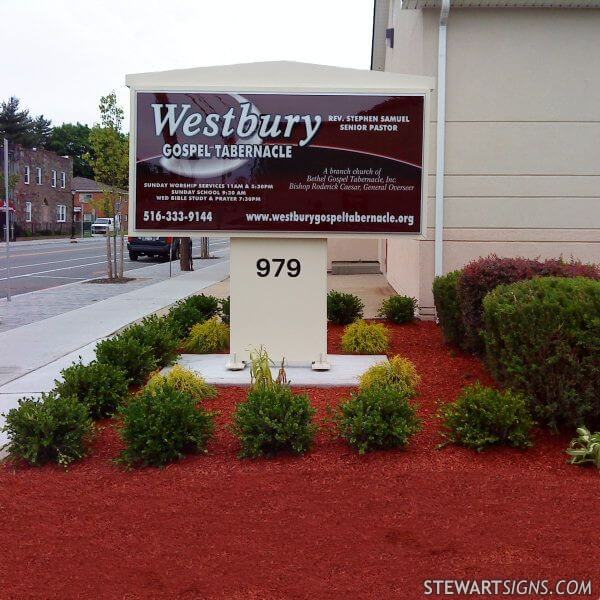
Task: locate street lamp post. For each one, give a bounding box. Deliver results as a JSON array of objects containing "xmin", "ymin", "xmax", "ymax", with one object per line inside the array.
[{"xmin": 70, "ymin": 190, "xmax": 77, "ymax": 242}]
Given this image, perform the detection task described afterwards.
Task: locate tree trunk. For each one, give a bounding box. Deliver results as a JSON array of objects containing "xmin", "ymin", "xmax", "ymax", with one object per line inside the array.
[
  {"xmin": 199, "ymin": 236, "xmax": 210, "ymax": 259},
  {"xmin": 179, "ymin": 237, "xmax": 193, "ymax": 271},
  {"xmin": 106, "ymin": 232, "xmax": 113, "ymax": 279}
]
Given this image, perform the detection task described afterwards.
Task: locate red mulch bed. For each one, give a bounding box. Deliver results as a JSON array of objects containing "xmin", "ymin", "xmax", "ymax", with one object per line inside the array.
[{"xmin": 1, "ymin": 322, "xmax": 597, "ymax": 599}]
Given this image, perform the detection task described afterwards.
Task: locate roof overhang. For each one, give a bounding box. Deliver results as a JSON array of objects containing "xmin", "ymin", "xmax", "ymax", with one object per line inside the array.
[{"xmin": 402, "ymin": 0, "xmax": 600, "ymax": 7}]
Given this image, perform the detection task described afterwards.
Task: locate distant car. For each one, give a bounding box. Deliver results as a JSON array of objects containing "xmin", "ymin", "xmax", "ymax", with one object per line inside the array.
[
  {"xmin": 91, "ymin": 218, "xmax": 115, "ymax": 235},
  {"xmin": 127, "ymin": 236, "xmax": 181, "ymax": 261}
]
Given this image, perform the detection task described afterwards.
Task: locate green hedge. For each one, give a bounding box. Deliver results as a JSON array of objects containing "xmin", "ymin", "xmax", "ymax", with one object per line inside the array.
[
  {"xmin": 484, "ymin": 277, "xmax": 600, "ymax": 429},
  {"xmin": 432, "ymin": 270, "xmax": 465, "ymax": 347}
]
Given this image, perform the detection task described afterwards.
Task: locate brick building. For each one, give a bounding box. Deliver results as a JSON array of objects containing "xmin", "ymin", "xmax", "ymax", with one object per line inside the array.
[
  {"xmin": 1, "ymin": 143, "xmax": 73, "ymax": 236},
  {"xmin": 72, "ymin": 176, "xmax": 128, "ymax": 227}
]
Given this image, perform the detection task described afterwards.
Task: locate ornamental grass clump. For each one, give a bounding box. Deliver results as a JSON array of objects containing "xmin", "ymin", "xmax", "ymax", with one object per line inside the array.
[
  {"xmin": 338, "ymin": 386, "xmax": 421, "ymax": 454},
  {"xmin": 54, "ymin": 360, "xmax": 129, "ymax": 419},
  {"xmin": 378, "ymin": 295, "xmax": 418, "ymax": 324},
  {"xmin": 167, "ymin": 294, "xmax": 220, "ymax": 339},
  {"xmin": 439, "ymin": 382, "xmax": 534, "ymax": 451},
  {"xmin": 118, "ymin": 381, "xmax": 215, "ymax": 468},
  {"xmin": 184, "ymin": 317, "xmax": 229, "ymax": 353},
  {"xmin": 341, "ymin": 320, "xmax": 389, "ymax": 354},
  {"xmin": 566, "ymin": 427, "xmax": 600, "ymax": 470},
  {"xmin": 1, "ymin": 393, "xmax": 93, "ymax": 467},
  {"xmin": 145, "ymin": 364, "xmax": 217, "ymax": 401},
  {"xmin": 327, "ymin": 290, "xmax": 364, "ymax": 325},
  {"xmin": 359, "ymin": 355, "xmax": 420, "ymax": 397}
]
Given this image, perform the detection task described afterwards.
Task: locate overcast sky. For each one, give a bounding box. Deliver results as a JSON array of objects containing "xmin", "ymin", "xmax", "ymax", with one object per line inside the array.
[{"xmin": 0, "ymin": 0, "xmax": 374, "ymax": 129}]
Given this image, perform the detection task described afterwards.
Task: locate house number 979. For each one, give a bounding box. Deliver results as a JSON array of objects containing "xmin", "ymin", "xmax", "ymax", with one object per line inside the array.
[{"xmin": 256, "ymin": 258, "xmax": 301, "ymax": 278}]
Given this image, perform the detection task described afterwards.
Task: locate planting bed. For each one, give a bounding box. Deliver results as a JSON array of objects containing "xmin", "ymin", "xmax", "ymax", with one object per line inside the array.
[{"xmin": 1, "ymin": 321, "xmax": 598, "ymax": 599}]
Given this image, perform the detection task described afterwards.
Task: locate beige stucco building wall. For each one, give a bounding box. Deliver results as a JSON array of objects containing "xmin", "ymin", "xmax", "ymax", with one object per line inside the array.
[{"xmin": 333, "ymin": 5, "xmax": 600, "ymax": 315}]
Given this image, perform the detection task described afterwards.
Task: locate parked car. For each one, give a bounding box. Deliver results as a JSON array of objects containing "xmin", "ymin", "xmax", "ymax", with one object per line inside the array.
[
  {"xmin": 91, "ymin": 218, "xmax": 115, "ymax": 235},
  {"xmin": 127, "ymin": 236, "xmax": 181, "ymax": 261}
]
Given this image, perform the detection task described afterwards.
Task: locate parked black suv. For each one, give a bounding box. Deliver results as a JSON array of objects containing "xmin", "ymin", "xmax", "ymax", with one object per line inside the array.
[{"xmin": 127, "ymin": 236, "xmax": 181, "ymax": 261}]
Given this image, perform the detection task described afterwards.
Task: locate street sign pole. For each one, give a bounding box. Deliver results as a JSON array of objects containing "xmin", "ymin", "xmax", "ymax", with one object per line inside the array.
[{"xmin": 3, "ymin": 138, "xmax": 11, "ymax": 302}]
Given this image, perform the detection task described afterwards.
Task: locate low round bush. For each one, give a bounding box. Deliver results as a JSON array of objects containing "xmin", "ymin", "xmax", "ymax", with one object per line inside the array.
[
  {"xmin": 167, "ymin": 294, "xmax": 220, "ymax": 339},
  {"xmin": 439, "ymin": 382, "xmax": 533, "ymax": 451},
  {"xmin": 338, "ymin": 386, "xmax": 421, "ymax": 454},
  {"xmin": 123, "ymin": 315, "xmax": 179, "ymax": 368},
  {"xmin": 359, "ymin": 355, "xmax": 420, "ymax": 396},
  {"xmin": 54, "ymin": 361, "xmax": 129, "ymax": 419},
  {"xmin": 95, "ymin": 335, "xmax": 157, "ymax": 386},
  {"xmin": 219, "ymin": 296, "xmax": 230, "ymax": 325},
  {"xmin": 184, "ymin": 317, "xmax": 229, "ymax": 353},
  {"xmin": 1, "ymin": 393, "xmax": 93, "ymax": 467},
  {"xmin": 341, "ymin": 320, "xmax": 389, "ymax": 354},
  {"xmin": 145, "ymin": 364, "xmax": 217, "ymax": 401},
  {"xmin": 432, "ymin": 270, "xmax": 465, "ymax": 347},
  {"xmin": 484, "ymin": 276, "xmax": 600, "ymax": 429},
  {"xmin": 232, "ymin": 385, "xmax": 316, "ymax": 458},
  {"xmin": 327, "ymin": 290, "xmax": 364, "ymax": 325},
  {"xmin": 378, "ymin": 295, "xmax": 417, "ymax": 324},
  {"xmin": 118, "ymin": 381, "xmax": 215, "ymax": 467}
]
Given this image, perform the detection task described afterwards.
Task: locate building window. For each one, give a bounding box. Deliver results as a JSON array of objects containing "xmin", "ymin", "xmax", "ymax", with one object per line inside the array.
[
  {"xmin": 81, "ymin": 193, "xmax": 93, "ymax": 202},
  {"xmin": 51, "ymin": 169, "xmax": 57, "ymax": 188},
  {"xmin": 25, "ymin": 201, "xmax": 32, "ymax": 222},
  {"xmin": 60, "ymin": 171, "xmax": 66, "ymax": 188},
  {"xmin": 24, "ymin": 165, "xmax": 30, "ymax": 185},
  {"xmin": 36, "ymin": 167, "xmax": 42, "ymax": 185},
  {"xmin": 56, "ymin": 204, "xmax": 67, "ymax": 223}
]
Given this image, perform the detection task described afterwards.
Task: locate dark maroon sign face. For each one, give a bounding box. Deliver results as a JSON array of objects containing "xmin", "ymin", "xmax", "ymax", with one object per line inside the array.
[{"xmin": 134, "ymin": 92, "xmax": 424, "ymax": 234}]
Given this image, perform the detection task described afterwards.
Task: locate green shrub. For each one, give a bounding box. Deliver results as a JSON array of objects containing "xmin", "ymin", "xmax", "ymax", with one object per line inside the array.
[
  {"xmin": 55, "ymin": 361, "xmax": 129, "ymax": 419},
  {"xmin": 341, "ymin": 320, "xmax": 389, "ymax": 354},
  {"xmin": 359, "ymin": 355, "xmax": 420, "ymax": 396},
  {"xmin": 184, "ymin": 317, "xmax": 229, "ymax": 353},
  {"xmin": 439, "ymin": 383, "xmax": 533, "ymax": 451},
  {"xmin": 338, "ymin": 386, "xmax": 421, "ymax": 454},
  {"xmin": 327, "ymin": 290, "xmax": 364, "ymax": 325},
  {"xmin": 566, "ymin": 427, "xmax": 600, "ymax": 470},
  {"xmin": 432, "ymin": 270, "xmax": 466, "ymax": 347},
  {"xmin": 219, "ymin": 296, "xmax": 230, "ymax": 325},
  {"xmin": 484, "ymin": 277, "xmax": 600, "ymax": 429},
  {"xmin": 1, "ymin": 393, "xmax": 93, "ymax": 467},
  {"xmin": 145, "ymin": 364, "xmax": 217, "ymax": 401},
  {"xmin": 118, "ymin": 381, "xmax": 215, "ymax": 467},
  {"xmin": 95, "ymin": 335, "xmax": 157, "ymax": 386},
  {"xmin": 232, "ymin": 385, "xmax": 316, "ymax": 458},
  {"xmin": 167, "ymin": 294, "xmax": 220, "ymax": 338},
  {"xmin": 378, "ymin": 295, "xmax": 417, "ymax": 324},
  {"xmin": 122, "ymin": 315, "xmax": 179, "ymax": 368}
]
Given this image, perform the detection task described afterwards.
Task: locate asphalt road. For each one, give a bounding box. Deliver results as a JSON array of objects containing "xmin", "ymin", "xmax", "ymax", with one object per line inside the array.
[{"xmin": 0, "ymin": 236, "xmax": 229, "ymax": 298}]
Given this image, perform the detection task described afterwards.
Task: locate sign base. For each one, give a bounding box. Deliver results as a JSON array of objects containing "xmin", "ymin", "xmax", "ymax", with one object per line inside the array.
[{"xmin": 228, "ymin": 237, "xmax": 328, "ymax": 369}]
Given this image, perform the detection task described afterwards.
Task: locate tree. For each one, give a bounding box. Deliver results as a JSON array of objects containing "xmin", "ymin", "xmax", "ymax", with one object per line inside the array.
[
  {"xmin": 0, "ymin": 97, "xmax": 32, "ymax": 145},
  {"xmin": 48, "ymin": 123, "xmax": 94, "ymax": 178},
  {"xmin": 27, "ymin": 114, "xmax": 53, "ymax": 148},
  {"xmin": 86, "ymin": 92, "xmax": 129, "ymax": 280}
]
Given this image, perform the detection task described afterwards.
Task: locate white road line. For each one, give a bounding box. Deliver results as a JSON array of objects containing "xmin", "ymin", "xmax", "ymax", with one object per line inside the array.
[
  {"xmin": 28, "ymin": 275, "xmax": 87, "ymax": 280},
  {"xmin": 0, "ymin": 260, "xmax": 107, "ymax": 281},
  {"xmin": 4, "ymin": 255, "xmax": 106, "ymax": 270}
]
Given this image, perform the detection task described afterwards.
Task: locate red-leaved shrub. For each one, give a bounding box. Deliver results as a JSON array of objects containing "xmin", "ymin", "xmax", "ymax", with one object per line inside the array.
[{"xmin": 457, "ymin": 255, "xmax": 600, "ymax": 354}]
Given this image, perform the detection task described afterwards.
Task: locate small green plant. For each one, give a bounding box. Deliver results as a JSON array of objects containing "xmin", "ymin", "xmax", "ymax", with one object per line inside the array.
[
  {"xmin": 184, "ymin": 317, "xmax": 229, "ymax": 353},
  {"xmin": 338, "ymin": 386, "xmax": 421, "ymax": 454},
  {"xmin": 248, "ymin": 346, "xmax": 275, "ymax": 389},
  {"xmin": 95, "ymin": 335, "xmax": 157, "ymax": 386},
  {"xmin": 118, "ymin": 381, "xmax": 215, "ymax": 467},
  {"xmin": 1, "ymin": 393, "xmax": 93, "ymax": 467},
  {"xmin": 378, "ymin": 295, "xmax": 417, "ymax": 324},
  {"xmin": 167, "ymin": 294, "xmax": 220, "ymax": 338},
  {"xmin": 145, "ymin": 364, "xmax": 217, "ymax": 401},
  {"xmin": 359, "ymin": 355, "xmax": 420, "ymax": 396},
  {"xmin": 54, "ymin": 361, "xmax": 129, "ymax": 419},
  {"xmin": 432, "ymin": 270, "xmax": 466, "ymax": 347},
  {"xmin": 219, "ymin": 296, "xmax": 230, "ymax": 325},
  {"xmin": 439, "ymin": 383, "xmax": 534, "ymax": 451},
  {"xmin": 341, "ymin": 320, "xmax": 389, "ymax": 354},
  {"xmin": 566, "ymin": 427, "xmax": 600, "ymax": 470},
  {"xmin": 123, "ymin": 315, "xmax": 179, "ymax": 368},
  {"xmin": 232, "ymin": 386, "xmax": 317, "ymax": 458},
  {"xmin": 327, "ymin": 290, "xmax": 364, "ymax": 325}
]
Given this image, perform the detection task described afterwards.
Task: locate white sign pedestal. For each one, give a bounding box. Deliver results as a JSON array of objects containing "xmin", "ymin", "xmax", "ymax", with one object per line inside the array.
[{"xmin": 227, "ymin": 237, "xmax": 329, "ymax": 370}]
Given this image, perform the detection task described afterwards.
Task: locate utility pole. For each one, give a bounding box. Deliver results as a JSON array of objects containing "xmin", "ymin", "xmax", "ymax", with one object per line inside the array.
[{"xmin": 3, "ymin": 138, "xmax": 11, "ymax": 301}]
